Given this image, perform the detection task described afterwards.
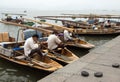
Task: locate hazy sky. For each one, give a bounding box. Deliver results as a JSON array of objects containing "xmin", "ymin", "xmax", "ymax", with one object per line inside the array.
[{"xmin": 0, "ymin": 0, "xmax": 120, "ymax": 10}]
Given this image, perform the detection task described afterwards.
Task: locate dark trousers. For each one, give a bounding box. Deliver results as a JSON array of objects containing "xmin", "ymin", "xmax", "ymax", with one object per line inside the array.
[
  {"xmin": 29, "ymin": 47, "xmax": 43, "ymax": 58},
  {"xmin": 105, "ymin": 25, "xmax": 111, "ymax": 28}
]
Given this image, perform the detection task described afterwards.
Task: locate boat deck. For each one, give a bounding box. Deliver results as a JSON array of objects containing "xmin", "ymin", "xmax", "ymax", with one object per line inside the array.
[{"xmin": 38, "ymin": 35, "xmax": 120, "ymax": 82}]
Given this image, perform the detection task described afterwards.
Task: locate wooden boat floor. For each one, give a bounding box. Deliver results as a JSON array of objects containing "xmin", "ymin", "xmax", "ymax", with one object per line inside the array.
[{"xmin": 43, "ymin": 48, "xmax": 79, "ymax": 64}]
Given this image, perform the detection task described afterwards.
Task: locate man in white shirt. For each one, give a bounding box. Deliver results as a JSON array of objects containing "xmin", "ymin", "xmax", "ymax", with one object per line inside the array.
[
  {"xmin": 64, "ymin": 30, "xmax": 72, "ymax": 41},
  {"xmin": 24, "ymin": 34, "xmax": 43, "ymax": 58},
  {"xmin": 47, "ymin": 30, "xmax": 63, "ymax": 50},
  {"xmin": 19, "ymin": 16, "xmax": 24, "ymax": 24},
  {"xmin": 104, "ymin": 20, "xmax": 111, "ymax": 28}
]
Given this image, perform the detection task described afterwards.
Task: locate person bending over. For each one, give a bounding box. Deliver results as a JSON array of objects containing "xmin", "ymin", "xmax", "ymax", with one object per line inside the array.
[
  {"xmin": 47, "ymin": 30, "xmax": 64, "ymax": 50},
  {"xmin": 24, "ymin": 34, "xmax": 43, "ymax": 59}
]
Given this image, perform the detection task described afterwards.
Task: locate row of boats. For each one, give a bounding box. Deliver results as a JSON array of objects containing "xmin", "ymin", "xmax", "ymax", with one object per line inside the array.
[
  {"xmin": 37, "ymin": 14, "xmax": 120, "ymax": 35},
  {"xmin": 0, "ymin": 13, "xmax": 120, "ymax": 72}
]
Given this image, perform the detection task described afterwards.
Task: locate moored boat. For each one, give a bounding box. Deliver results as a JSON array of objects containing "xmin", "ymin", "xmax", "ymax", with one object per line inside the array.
[
  {"xmin": 0, "ymin": 32, "xmax": 63, "ymax": 72},
  {"xmin": 64, "ymin": 38, "xmax": 95, "ymax": 49},
  {"xmin": 43, "ymin": 47, "xmax": 79, "ymax": 64},
  {"xmin": 74, "ymin": 28, "xmax": 120, "ymax": 35},
  {"xmin": 36, "ymin": 15, "xmax": 120, "ymax": 35}
]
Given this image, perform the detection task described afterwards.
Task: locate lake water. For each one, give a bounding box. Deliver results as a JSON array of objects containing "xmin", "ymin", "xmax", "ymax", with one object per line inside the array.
[{"xmin": 0, "ymin": 9, "xmax": 119, "ymax": 82}]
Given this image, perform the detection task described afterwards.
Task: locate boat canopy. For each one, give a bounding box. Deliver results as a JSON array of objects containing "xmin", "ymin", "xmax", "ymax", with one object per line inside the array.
[{"xmin": 23, "ymin": 29, "xmax": 42, "ymax": 40}]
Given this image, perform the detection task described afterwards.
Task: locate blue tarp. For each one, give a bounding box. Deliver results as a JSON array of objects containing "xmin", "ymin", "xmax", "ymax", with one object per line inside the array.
[
  {"xmin": 13, "ymin": 47, "xmax": 24, "ymax": 51},
  {"xmin": 23, "ymin": 29, "xmax": 42, "ymax": 40},
  {"xmin": 87, "ymin": 20, "xmax": 95, "ymax": 24}
]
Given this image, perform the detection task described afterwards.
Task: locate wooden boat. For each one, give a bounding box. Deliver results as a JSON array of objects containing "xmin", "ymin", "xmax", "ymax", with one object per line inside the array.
[
  {"xmin": 36, "ymin": 14, "xmax": 120, "ymax": 19},
  {"xmin": 64, "ymin": 38, "xmax": 95, "ymax": 49},
  {"xmin": 24, "ymin": 18, "xmax": 74, "ymax": 32},
  {"xmin": 37, "ymin": 17, "xmax": 88, "ymax": 28},
  {"xmin": 43, "ymin": 47, "xmax": 79, "ymax": 64},
  {"xmin": 0, "ymin": 32, "xmax": 63, "ymax": 72},
  {"xmin": 74, "ymin": 28, "xmax": 120, "ymax": 35},
  {"xmin": 1, "ymin": 13, "xmax": 27, "ymax": 24}
]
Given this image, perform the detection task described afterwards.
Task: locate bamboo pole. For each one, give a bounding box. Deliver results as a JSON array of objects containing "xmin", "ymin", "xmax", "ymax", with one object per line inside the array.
[
  {"xmin": 0, "ymin": 20, "xmax": 52, "ymax": 35},
  {"xmin": 24, "ymin": 18, "xmax": 74, "ymax": 32}
]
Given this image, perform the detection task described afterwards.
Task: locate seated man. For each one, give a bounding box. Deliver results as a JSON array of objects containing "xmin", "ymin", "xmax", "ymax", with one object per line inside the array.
[
  {"xmin": 24, "ymin": 34, "xmax": 43, "ymax": 59},
  {"xmin": 64, "ymin": 30, "xmax": 73, "ymax": 42},
  {"xmin": 104, "ymin": 20, "xmax": 111, "ymax": 28},
  {"xmin": 18, "ymin": 16, "xmax": 24, "ymax": 24},
  {"xmin": 47, "ymin": 30, "xmax": 64, "ymax": 50}
]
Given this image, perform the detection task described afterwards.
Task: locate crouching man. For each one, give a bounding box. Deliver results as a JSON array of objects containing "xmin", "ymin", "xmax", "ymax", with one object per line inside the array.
[{"xmin": 24, "ymin": 34, "xmax": 44, "ymax": 60}]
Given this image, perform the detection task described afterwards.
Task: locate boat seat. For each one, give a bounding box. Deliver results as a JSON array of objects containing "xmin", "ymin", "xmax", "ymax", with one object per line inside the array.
[{"xmin": 15, "ymin": 55, "xmax": 26, "ymax": 60}]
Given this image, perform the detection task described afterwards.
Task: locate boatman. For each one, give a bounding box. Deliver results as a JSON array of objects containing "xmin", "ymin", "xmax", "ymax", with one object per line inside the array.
[
  {"xmin": 24, "ymin": 34, "xmax": 43, "ymax": 59},
  {"xmin": 63, "ymin": 30, "xmax": 73, "ymax": 42},
  {"xmin": 47, "ymin": 30, "xmax": 64, "ymax": 50},
  {"xmin": 104, "ymin": 20, "xmax": 111, "ymax": 28},
  {"xmin": 19, "ymin": 16, "xmax": 24, "ymax": 24}
]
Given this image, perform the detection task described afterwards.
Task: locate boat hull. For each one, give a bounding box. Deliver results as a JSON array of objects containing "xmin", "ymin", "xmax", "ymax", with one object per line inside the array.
[
  {"xmin": 65, "ymin": 39, "xmax": 95, "ymax": 49},
  {"xmin": 0, "ymin": 45, "xmax": 62, "ymax": 72},
  {"xmin": 43, "ymin": 48, "xmax": 79, "ymax": 64}
]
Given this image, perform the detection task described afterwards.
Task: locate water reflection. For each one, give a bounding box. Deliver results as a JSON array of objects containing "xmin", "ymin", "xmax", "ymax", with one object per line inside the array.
[{"xmin": 79, "ymin": 35, "xmax": 118, "ymax": 47}]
